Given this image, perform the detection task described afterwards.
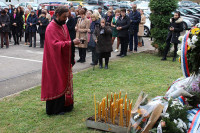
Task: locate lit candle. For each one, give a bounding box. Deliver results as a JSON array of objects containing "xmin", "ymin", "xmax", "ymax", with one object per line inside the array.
[
  {"xmin": 99, "ymin": 102, "xmax": 101, "ymax": 120},
  {"xmin": 111, "ymin": 92, "xmax": 113, "ymax": 103},
  {"xmin": 125, "ymin": 92, "xmax": 127, "ymax": 101},
  {"xmin": 120, "ymin": 104, "xmax": 123, "ymax": 127},
  {"xmin": 113, "ymin": 108, "xmax": 117, "ymax": 124},
  {"xmin": 94, "ymin": 94, "xmax": 96, "ymax": 122},
  {"xmin": 102, "ymin": 99, "xmax": 104, "ymax": 117},
  {"xmin": 114, "ymin": 93, "xmax": 116, "ymax": 104},
  {"xmin": 111, "ymin": 103, "xmax": 114, "ymax": 123},
  {"xmin": 116, "ymin": 99, "xmax": 119, "ymax": 115}
]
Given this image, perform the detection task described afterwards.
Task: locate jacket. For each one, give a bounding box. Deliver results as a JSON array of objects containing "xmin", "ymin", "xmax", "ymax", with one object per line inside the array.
[
  {"xmin": 116, "ymin": 15, "xmax": 130, "ymax": 37},
  {"xmin": 129, "ymin": 10, "xmax": 141, "ymax": 32},
  {"xmin": 167, "ymin": 17, "xmax": 183, "ymax": 44},
  {"xmin": 37, "ymin": 16, "xmax": 49, "ymax": 34},
  {"xmin": 0, "ymin": 14, "xmax": 10, "ymax": 33},
  {"xmin": 27, "ymin": 14, "xmax": 38, "ymax": 33},
  {"xmin": 67, "ymin": 16, "xmax": 76, "ymax": 41},
  {"xmin": 75, "ymin": 17, "xmax": 90, "ymax": 48},
  {"xmin": 138, "ymin": 14, "xmax": 146, "ymax": 36},
  {"xmin": 93, "ymin": 25, "xmax": 112, "ymax": 53},
  {"xmin": 88, "ymin": 20, "xmax": 100, "ymax": 47}
]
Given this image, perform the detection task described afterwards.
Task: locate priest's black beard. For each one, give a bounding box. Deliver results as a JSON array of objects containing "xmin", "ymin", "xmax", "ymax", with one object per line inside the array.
[{"xmin": 54, "ymin": 18, "xmax": 66, "ymax": 26}]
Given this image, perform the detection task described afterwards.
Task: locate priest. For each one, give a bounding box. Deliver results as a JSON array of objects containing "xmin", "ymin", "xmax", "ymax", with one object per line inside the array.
[{"xmin": 41, "ymin": 6, "xmax": 80, "ymax": 115}]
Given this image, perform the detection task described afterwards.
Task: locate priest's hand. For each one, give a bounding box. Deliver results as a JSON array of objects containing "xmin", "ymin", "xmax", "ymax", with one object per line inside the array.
[{"xmin": 73, "ymin": 38, "xmax": 80, "ymax": 45}]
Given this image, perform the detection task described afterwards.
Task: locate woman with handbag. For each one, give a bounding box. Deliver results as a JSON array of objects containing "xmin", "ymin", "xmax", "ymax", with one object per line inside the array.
[{"xmin": 75, "ymin": 9, "xmax": 90, "ymax": 63}]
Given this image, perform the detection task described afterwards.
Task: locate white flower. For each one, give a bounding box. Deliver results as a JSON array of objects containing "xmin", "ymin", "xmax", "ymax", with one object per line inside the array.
[
  {"xmin": 174, "ymin": 119, "xmax": 178, "ymax": 124},
  {"xmin": 177, "ymin": 50, "xmax": 181, "ymax": 56},
  {"xmin": 163, "ymin": 113, "xmax": 170, "ymax": 118},
  {"xmin": 187, "ymin": 38, "xmax": 193, "ymax": 46},
  {"xmin": 192, "ymin": 35, "xmax": 198, "ymax": 44},
  {"xmin": 190, "ymin": 45, "xmax": 196, "ymax": 49},
  {"xmin": 179, "ymin": 36, "xmax": 183, "ymax": 42}
]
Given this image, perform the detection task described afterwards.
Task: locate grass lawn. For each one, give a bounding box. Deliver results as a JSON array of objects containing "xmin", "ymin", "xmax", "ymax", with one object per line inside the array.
[{"xmin": 0, "ymin": 53, "xmax": 182, "ymax": 133}]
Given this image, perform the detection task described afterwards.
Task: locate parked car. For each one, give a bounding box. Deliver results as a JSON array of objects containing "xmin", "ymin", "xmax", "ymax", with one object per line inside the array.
[
  {"xmin": 37, "ymin": 3, "xmax": 62, "ymax": 17},
  {"xmin": 104, "ymin": 1, "xmax": 113, "ymax": 10},
  {"xmin": 15, "ymin": 2, "xmax": 38, "ymax": 10},
  {"xmin": 119, "ymin": 4, "xmax": 132, "ymax": 10},
  {"xmin": 83, "ymin": 5, "xmax": 107, "ymax": 14},
  {"xmin": 177, "ymin": 9, "xmax": 200, "ymax": 23}
]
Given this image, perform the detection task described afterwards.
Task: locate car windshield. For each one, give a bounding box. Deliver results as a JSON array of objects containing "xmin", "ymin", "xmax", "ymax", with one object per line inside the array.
[
  {"xmin": 0, "ymin": 1, "xmax": 7, "ymax": 7},
  {"xmin": 83, "ymin": 6, "xmax": 94, "ymax": 10},
  {"xmin": 49, "ymin": 6, "xmax": 59, "ymax": 11}
]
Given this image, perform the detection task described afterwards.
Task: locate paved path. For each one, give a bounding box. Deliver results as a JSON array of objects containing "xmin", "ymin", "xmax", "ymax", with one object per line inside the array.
[{"xmin": 0, "ymin": 36, "xmax": 154, "ymax": 98}]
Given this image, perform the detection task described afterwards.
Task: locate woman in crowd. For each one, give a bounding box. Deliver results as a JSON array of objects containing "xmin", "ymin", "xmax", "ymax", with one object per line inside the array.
[
  {"xmin": 86, "ymin": 10, "xmax": 93, "ymax": 52},
  {"xmin": 161, "ymin": 11, "xmax": 183, "ymax": 62},
  {"xmin": 88, "ymin": 13, "xmax": 100, "ymax": 66},
  {"xmin": 75, "ymin": 9, "xmax": 90, "ymax": 63},
  {"xmin": 105, "ymin": 10, "xmax": 113, "ymax": 26},
  {"xmin": 111, "ymin": 9, "xmax": 120, "ymax": 52},
  {"xmin": 37, "ymin": 12, "xmax": 49, "ymax": 48},
  {"xmin": 138, "ymin": 9, "xmax": 146, "ymax": 47},
  {"xmin": 24, "ymin": 9, "xmax": 30, "ymax": 45},
  {"xmin": 0, "ymin": 9, "xmax": 10, "ymax": 48},
  {"xmin": 27, "ymin": 10, "xmax": 37, "ymax": 48},
  {"xmin": 44, "ymin": 9, "xmax": 51, "ymax": 22},
  {"xmin": 93, "ymin": 18, "xmax": 112, "ymax": 69},
  {"xmin": 10, "ymin": 8, "xmax": 20, "ymax": 45},
  {"xmin": 16, "ymin": 6, "xmax": 24, "ymax": 42},
  {"xmin": 116, "ymin": 8, "xmax": 130, "ymax": 57}
]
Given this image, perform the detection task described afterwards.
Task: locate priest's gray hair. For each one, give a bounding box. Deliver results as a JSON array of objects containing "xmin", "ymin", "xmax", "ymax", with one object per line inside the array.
[{"xmin": 55, "ymin": 6, "xmax": 69, "ymax": 16}]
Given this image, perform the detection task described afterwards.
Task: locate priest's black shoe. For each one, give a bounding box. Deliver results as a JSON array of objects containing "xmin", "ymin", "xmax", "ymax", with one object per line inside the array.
[
  {"xmin": 117, "ymin": 54, "xmax": 122, "ymax": 56},
  {"xmin": 99, "ymin": 64, "xmax": 103, "ymax": 69},
  {"xmin": 121, "ymin": 55, "xmax": 125, "ymax": 57},
  {"xmin": 80, "ymin": 59, "xmax": 86, "ymax": 63}
]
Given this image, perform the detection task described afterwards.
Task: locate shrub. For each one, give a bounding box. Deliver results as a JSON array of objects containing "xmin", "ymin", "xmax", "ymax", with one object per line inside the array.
[{"xmin": 149, "ymin": 0, "xmax": 178, "ymax": 55}]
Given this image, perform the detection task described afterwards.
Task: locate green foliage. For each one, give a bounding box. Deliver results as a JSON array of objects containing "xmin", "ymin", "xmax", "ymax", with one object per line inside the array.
[{"xmin": 149, "ymin": 0, "xmax": 178, "ymax": 54}]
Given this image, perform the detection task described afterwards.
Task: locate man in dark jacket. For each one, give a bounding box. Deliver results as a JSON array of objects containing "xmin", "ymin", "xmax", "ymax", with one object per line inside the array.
[
  {"xmin": 129, "ymin": 4, "xmax": 141, "ymax": 52},
  {"xmin": 0, "ymin": 9, "xmax": 10, "ymax": 48},
  {"xmin": 38, "ymin": 4, "xmax": 45, "ymax": 17},
  {"xmin": 37, "ymin": 12, "xmax": 49, "ymax": 48},
  {"xmin": 116, "ymin": 8, "xmax": 130, "ymax": 57},
  {"xmin": 98, "ymin": 7, "xmax": 105, "ymax": 18},
  {"xmin": 161, "ymin": 11, "xmax": 183, "ymax": 62},
  {"xmin": 27, "ymin": 10, "xmax": 37, "ymax": 47}
]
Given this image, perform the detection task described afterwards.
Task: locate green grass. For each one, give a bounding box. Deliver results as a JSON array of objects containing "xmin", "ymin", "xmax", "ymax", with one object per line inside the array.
[{"xmin": 0, "ymin": 53, "xmax": 182, "ymax": 133}]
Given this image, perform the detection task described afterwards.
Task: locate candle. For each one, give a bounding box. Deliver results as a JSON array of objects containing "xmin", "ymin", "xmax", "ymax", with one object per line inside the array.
[
  {"xmin": 120, "ymin": 104, "xmax": 123, "ymax": 127},
  {"xmin": 111, "ymin": 103, "xmax": 114, "ymax": 123},
  {"xmin": 114, "ymin": 93, "xmax": 116, "ymax": 104},
  {"xmin": 94, "ymin": 94, "xmax": 96, "ymax": 122},
  {"xmin": 97, "ymin": 101, "xmax": 100, "ymax": 119},
  {"xmin": 116, "ymin": 99, "xmax": 119, "ymax": 115},
  {"xmin": 111, "ymin": 92, "xmax": 113, "ymax": 103},
  {"xmin": 99, "ymin": 102, "xmax": 101, "ymax": 120},
  {"xmin": 125, "ymin": 92, "xmax": 127, "ymax": 101},
  {"xmin": 119, "ymin": 90, "xmax": 121, "ymax": 99},
  {"xmin": 113, "ymin": 108, "xmax": 117, "ymax": 124},
  {"xmin": 126, "ymin": 110, "xmax": 128, "ymax": 127},
  {"xmin": 107, "ymin": 93, "xmax": 108, "ymax": 108},
  {"xmin": 124, "ymin": 99, "xmax": 127, "ymax": 116},
  {"xmin": 102, "ymin": 99, "xmax": 104, "ymax": 117}
]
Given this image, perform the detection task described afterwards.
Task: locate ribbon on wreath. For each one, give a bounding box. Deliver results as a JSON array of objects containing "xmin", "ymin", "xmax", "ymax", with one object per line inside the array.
[
  {"xmin": 188, "ymin": 108, "xmax": 200, "ymax": 133},
  {"xmin": 181, "ymin": 31, "xmax": 190, "ymax": 78},
  {"xmin": 178, "ymin": 96, "xmax": 186, "ymax": 105}
]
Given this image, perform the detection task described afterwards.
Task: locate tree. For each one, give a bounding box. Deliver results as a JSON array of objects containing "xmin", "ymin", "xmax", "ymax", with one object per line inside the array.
[{"xmin": 149, "ymin": 0, "xmax": 178, "ymax": 55}]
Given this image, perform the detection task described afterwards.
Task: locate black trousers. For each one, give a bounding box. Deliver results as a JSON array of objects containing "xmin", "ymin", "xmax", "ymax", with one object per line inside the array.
[
  {"xmin": 40, "ymin": 34, "xmax": 45, "ymax": 48},
  {"xmin": 46, "ymin": 95, "xmax": 73, "ymax": 115},
  {"xmin": 99, "ymin": 57, "xmax": 109, "ymax": 66},
  {"xmin": 29, "ymin": 32, "xmax": 36, "ymax": 47},
  {"xmin": 12, "ymin": 30, "xmax": 19, "ymax": 44},
  {"xmin": 25, "ymin": 32, "xmax": 29, "ymax": 43},
  {"xmin": 119, "ymin": 37, "xmax": 129, "ymax": 56},
  {"xmin": 163, "ymin": 35, "xmax": 178, "ymax": 59},
  {"xmin": 1, "ymin": 32, "xmax": 9, "ymax": 48},
  {"xmin": 78, "ymin": 48, "xmax": 86, "ymax": 61}
]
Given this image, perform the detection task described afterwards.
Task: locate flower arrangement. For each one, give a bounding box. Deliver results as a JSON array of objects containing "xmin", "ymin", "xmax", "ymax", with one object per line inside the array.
[{"xmin": 178, "ymin": 25, "xmax": 200, "ymax": 76}]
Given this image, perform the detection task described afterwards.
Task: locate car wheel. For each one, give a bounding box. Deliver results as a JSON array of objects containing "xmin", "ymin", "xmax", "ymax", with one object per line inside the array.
[
  {"xmin": 144, "ymin": 26, "xmax": 150, "ymax": 37},
  {"xmin": 183, "ymin": 22, "xmax": 188, "ymax": 30}
]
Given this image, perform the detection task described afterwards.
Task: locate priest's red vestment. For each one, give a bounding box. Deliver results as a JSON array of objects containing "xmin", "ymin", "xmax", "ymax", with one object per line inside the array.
[{"xmin": 41, "ymin": 20, "xmax": 73, "ymax": 106}]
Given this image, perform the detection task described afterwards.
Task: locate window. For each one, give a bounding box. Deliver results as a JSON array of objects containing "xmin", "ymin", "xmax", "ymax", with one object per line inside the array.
[{"xmin": 6, "ymin": 0, "xmax": 11, "ymax": 2}]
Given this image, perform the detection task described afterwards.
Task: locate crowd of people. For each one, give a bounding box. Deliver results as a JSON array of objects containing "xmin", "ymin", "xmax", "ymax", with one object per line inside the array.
[{"xmin": 0, "ymin": 4, "xmax": 148, "ymax": 68}]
